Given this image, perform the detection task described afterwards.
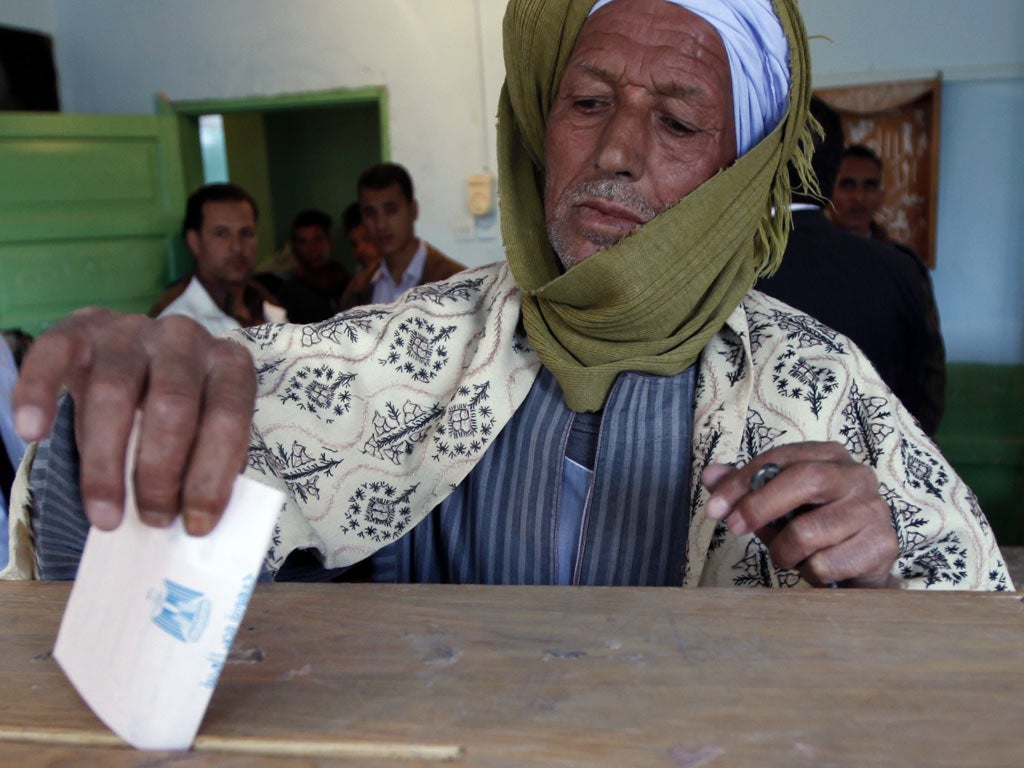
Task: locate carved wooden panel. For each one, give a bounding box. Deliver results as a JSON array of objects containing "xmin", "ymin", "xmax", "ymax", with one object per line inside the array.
[{"xmin": 815, "ymin": 78, "xmax": 941, "ymax": 268}]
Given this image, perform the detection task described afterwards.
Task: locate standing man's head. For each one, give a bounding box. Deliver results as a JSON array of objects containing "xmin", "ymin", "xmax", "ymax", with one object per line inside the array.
[
  {"xmin": 342, "ymin": 201, "xmax": 379, "ymax": 269},
  {"xmin": 182, "ymin": 183, "xmax": 259, "ymax": 289},
  {"xmin": 290, "ymin": 209, "xmax": 333, "ymax": 271},
  {"xmin": 831, "ymin": 144, "xmax": 884, "ymax": 237},
  {"xmin": 357, "ymin": 163, "xmax": 419, "ymax": 265}
]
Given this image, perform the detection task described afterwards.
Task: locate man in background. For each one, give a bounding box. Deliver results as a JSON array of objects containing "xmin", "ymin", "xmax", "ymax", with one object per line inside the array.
[
  {"xmin": 8, "ymin": 0, "xmax": 1006, "ymax": 591},
  {"xmin": 340, "ymin": 163, "xmax": 464, "ymax": 309},
  {"xmin": 150, "ymin": 183, "xmax": 286, "ymax": 334},
  {"xmin": 342, "ymin": 201, "xmax": 379, "ymax": 273},
  {"xmin": 757, "ymin": 99, "xmax": 941, "ymax": 434},
  {"xmin": 274, "ymin": 209, "xmax": 349, "ymax": 324},
  {"xmin": 831, "ymin": 144, "xmax": 886, "ymax": 239},
  {"xmin": 829, "ymin": 143, "xmax": 946, "ymax": 433}
]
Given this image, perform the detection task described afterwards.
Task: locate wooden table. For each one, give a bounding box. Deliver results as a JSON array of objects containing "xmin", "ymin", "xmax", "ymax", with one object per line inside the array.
[
  {"xmin": 2, "ymin": 582, "xmax": 1023, "ymax": 767},
  {"xmin": 1003, "ymin": 545, "xmax": 1024, "ymax": 588}
]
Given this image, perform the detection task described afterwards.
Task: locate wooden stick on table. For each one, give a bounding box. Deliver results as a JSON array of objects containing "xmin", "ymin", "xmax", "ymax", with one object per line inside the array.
[{"xmin": 0, "ymin": 726, "xmax": 465, "ymax": 761}]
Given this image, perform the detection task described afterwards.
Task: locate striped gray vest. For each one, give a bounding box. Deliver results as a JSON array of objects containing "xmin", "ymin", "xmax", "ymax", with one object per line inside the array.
[{"xmin": 364, "ymin": 365, "xmax": 695, "ymax": 585}]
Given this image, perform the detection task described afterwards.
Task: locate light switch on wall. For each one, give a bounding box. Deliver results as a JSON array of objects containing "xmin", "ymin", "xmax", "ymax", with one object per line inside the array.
[{"xmin": 467, "ymin": 173, "xmax": 494, "ymax": 216}]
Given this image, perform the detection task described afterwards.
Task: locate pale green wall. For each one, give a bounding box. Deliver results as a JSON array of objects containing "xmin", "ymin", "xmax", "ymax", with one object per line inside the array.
[{"xmin": 222, "ymin": 113, "xmax": 276, "ymax": 267}]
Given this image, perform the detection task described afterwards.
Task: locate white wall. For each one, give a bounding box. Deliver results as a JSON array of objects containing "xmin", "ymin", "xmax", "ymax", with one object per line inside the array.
[
  {"xmin": 0, "ymin": 0, "xmax": 56, "ymax": 35},
  {"xmin": 3, "ymin": 0, "xmax": 1022, "ymax": 362},
  {"xmin": 802, "ymin": 0, "xmax": 1024, "ymax": 84},
  {"xmin": 49, "ymin": 0, "xmax": 511, "ymax": 268},
  {"xmin": 801, "ymin": 0, "xmax": 1024, "ymax": 363}
]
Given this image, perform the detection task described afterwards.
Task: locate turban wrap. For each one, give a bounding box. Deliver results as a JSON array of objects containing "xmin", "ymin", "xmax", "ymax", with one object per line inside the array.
[{"xmin": 589, "ymin": 0, "xmax": 790, "ymax": 158}]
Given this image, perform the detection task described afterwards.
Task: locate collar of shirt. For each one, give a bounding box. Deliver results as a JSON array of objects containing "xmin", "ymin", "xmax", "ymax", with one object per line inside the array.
[
  {"xmin": 371, "ymin": 239, "xmax": 427, "ymax": 303},
  {"xmin": 162, "ymin": 277, "xmax": 285, "ymax": 335},
  {"xmin": 179, "ymin": 277, "xmax": 241, "ymax": 331}
]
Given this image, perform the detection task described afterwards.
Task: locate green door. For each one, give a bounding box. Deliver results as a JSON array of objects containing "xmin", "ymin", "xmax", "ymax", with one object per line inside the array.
[{"xmin": 0, "ymin": 111, "xmax": 186, "ymax": 335}]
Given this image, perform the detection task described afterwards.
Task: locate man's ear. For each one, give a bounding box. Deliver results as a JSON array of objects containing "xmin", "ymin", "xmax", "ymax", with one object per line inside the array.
[
  {"xmin": 412, "ymin": 199, "xmax": 419, "ymax": 223},
  {"xmin": 185, "ymin": 229, "xmax": 200, "ymax": 258}
]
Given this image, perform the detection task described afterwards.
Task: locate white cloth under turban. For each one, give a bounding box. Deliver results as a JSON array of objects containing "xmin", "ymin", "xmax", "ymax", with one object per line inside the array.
[{"xmin": 588, "ymin": 0, "xmax": 790, "ymax": 157}]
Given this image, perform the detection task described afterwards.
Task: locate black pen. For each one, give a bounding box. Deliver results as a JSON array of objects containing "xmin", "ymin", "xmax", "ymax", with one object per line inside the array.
[{"xmin": 750, "ymin": 463, "xmax": 839, "ymax": 588}]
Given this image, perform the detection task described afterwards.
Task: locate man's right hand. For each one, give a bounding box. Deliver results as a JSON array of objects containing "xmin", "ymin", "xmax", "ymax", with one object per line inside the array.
[{"xmin": 13, "ymin": 308, "xmax": 257, "ymax": 536}]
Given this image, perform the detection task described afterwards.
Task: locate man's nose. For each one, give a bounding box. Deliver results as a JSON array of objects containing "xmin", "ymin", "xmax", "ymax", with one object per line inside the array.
[{"xmin": 594, "ymin": 106, "xmax": 646, "ymax": 179}]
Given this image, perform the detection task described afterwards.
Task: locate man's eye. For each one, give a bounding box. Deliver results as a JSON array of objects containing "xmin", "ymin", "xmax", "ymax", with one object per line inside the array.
[
  {"xmin": 662, "ymin": 116, "xmax": 695, "ymax": 136},
  {"xmin": 573, "ymin": 98, "xmax": 606, "ymax": 111}
]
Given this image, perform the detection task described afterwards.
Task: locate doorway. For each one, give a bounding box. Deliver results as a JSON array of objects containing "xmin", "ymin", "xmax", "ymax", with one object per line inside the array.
[{"xmin": 164, "ymin": 87, "xmax": 387, "ymax": 281}]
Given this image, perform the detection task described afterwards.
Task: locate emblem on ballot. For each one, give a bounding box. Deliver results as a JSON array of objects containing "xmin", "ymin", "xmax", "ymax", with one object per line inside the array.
[{"xmin": 149, "ymin": 579, "xmax": 211, "ymax": 643}]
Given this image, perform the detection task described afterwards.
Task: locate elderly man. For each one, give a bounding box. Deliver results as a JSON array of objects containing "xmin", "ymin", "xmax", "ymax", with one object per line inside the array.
[{"xmin": 8, "ymin": 0, "xmax": 1010, "ymax": 589}]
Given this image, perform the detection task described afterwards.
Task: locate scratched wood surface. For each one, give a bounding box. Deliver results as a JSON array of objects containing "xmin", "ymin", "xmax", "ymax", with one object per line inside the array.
[{"xmin": 2, "ymin": 581, "xmax": 1023, "ymax": 767}]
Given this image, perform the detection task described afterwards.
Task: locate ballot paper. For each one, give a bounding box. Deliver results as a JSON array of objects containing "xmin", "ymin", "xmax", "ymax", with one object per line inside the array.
[{"xmin": 54, "ymin": 467, "xmax": 283, "ymax": 750}]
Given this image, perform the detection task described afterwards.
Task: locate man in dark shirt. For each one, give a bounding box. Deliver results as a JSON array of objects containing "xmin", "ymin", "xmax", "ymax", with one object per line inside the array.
[
  {"xmin": 757, "ymin": 100, "xmax": 939, "ymax": 435},
  {"xmin": 830, "ymin": 143, "xmax": 946, "ymax": 433},
  {"xmin": 275, "ymin": 209, "xmax": 350, "ymax": 324}
]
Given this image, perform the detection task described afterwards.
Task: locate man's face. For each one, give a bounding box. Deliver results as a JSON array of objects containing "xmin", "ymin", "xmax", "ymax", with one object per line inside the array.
[
  {"xmin": 346, "ymin": 223, "xmax": 379, "ymax": 269},
  {"xmin": 359, "ymin": 183, "xmax": 418, "ymax": 260},
  {"xmin": 832, "ymin": 155, "xmax": 883, "ymax": 236},
  {"xmin": 186, "ymin": 200, "xmax": 258, "ymax": 287},
  {"xmin": 292, "ymin": 224, "xmax": 332, "ymax": 270},
  {"xmin": 544, "ymin": 0, "xmax": 737, "ymax": 269}
]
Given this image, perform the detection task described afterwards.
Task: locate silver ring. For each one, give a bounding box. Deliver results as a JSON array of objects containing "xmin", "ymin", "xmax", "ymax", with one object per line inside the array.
[{"xmin": 750, "ymin": 462, "xmax": 782, "ymax": 491}]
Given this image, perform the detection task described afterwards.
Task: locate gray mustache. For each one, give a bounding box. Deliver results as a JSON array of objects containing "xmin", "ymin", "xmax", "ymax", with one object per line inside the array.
[{"xmin": 565, "ymin": 179, "xmax": 658, "ymax": 222}]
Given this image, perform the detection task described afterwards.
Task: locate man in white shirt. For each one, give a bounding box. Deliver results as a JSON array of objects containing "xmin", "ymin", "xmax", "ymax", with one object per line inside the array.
[
  {"xmin": 340, "ymin": 163, "xmax": 464, "ymax": 309},
  {"xmin": 150, "ymin": 183, "xmax": 285, "ymax": 335}
]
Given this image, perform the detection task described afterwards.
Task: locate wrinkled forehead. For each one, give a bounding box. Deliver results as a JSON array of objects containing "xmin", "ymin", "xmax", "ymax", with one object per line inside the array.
[
  {"xmin": 574, "ymin": 2, "xmax": 729, "ymax": 72},
  {"xmin": 586, "ymin": 0, "xmax": 789, "ymax": 157}
]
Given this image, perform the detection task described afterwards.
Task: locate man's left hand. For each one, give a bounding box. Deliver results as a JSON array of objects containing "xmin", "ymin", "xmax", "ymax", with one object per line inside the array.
[{"xmin": 702, "ymin": 441, "xmax": 899, "ymax": 588}]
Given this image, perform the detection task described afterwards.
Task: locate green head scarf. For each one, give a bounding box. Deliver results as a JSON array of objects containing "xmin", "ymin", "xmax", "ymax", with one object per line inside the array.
[{"xmin": 497, "ymin": 0, "xmax": 816, "ymax": 412}]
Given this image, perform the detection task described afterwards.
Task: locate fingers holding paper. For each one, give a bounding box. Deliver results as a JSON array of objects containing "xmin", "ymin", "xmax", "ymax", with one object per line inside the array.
[
  {"xmin": 13, "ymin": 308, "xmax": 256, "ymax": 536},
  {"xmin": 702, "ymin": 441, "xmax": 899, "ymax": 588}
]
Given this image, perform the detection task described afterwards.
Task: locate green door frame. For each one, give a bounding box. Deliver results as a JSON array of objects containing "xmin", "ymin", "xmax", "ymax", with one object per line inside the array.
[
  {"xmin": 164, "ymin": 85, "xmax": 389, "ymax": 159},
  {"xmin": 155, "ymin": 86, "xmax": 389, "ymax": 280}
]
